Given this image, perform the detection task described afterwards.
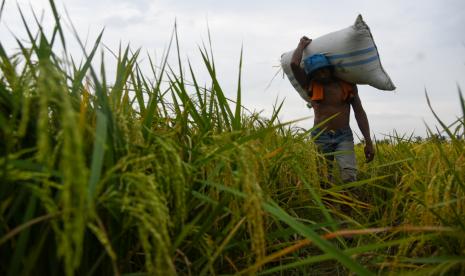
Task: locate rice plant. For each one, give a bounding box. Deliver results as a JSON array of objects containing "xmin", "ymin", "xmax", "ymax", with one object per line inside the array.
[{"xmin": 0, "ymin": 1, "xmax": 464, "ymax": 275}]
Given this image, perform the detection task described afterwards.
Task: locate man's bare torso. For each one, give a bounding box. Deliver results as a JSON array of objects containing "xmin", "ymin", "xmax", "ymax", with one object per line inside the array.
[{"xmin": 308, "ymin": 80, "xmax": 351, "ymax": 131}]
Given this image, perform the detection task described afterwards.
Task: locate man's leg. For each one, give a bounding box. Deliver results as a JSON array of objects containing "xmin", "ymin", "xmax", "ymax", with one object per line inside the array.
[
  {"xmin": 334, "ymin": 139, "xmax": 359, "ymax": 220},
  {"xmin": 335, "ymin": 140, "xmax": 357, "ymax": 183},
  {"xmin": 312, "ymin": 134, "xmax": 336, "ymax": 185}
]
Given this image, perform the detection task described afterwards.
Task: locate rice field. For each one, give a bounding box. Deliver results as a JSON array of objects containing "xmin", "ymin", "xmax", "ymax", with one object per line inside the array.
[{"xmin": 1, "ymin": 1, "xmax": 464, "ymax": 275}]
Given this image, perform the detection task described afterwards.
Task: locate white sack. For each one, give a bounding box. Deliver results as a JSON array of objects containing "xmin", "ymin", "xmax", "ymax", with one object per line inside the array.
[{"xmin": 281, "ymin": 14, "xmax": 395, "ymax": 103}]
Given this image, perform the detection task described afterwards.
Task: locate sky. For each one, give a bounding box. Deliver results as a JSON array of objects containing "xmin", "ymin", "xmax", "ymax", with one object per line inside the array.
[{"xmin": 1, "ymin": 0, "xmax": 465, "ymax": 140}]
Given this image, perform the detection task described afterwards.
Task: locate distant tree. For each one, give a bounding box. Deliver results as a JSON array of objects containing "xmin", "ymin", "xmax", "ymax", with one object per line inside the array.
[
  {"xmin": 375, "ymin": 138, "xmax": 391, "ymax": 145},
  {"xmin": 427, "ymin": 134, "xmax": 447, "ymax": 142}
]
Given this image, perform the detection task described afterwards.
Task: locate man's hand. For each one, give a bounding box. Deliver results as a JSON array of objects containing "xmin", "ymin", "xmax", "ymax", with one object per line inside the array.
[
  {"xmin": 364, "ymin": 141, "xmax": 375, "ymax": 163},
  {"xmin": 298, "ymin": 36, "xmax": 312, "ymax": 50}
]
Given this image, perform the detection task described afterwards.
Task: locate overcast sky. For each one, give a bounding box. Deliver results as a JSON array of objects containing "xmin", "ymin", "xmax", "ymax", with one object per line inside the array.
[{"xmin": 2, "ymin": 0, "xmax": 465, "ymax": 140}]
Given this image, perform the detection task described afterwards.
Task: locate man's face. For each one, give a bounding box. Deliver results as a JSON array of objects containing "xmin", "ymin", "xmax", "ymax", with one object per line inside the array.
[{"xmin": 312, "ymin": 67, "xmax": 333, "ymax": 83}]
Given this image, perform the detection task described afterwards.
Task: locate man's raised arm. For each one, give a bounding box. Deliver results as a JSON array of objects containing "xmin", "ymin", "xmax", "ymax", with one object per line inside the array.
[{"xmin": 290, "ymin": 36, "xmax": 312, "ymax": 90}]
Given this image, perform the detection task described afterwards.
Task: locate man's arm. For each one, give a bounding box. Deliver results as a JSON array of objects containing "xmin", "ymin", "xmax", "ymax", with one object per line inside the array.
[
  {"xmin": 350, "ymin": 86, "xmax": 375, "ymax": 162},
  {"xmin": 290, "ymin": 36, "xmax": 311, "ymax": 90}
]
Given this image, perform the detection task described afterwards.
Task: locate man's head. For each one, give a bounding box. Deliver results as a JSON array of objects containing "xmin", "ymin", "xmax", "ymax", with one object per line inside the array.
[{"xmin": 303, "ymin": 54, "xmax": 334, "ymax": 83}]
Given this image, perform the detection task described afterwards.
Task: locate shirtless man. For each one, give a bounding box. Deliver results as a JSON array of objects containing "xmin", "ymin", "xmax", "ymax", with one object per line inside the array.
[{"xmin": 291, "ymin": 36, "xmax": 374, "ymax": 182}]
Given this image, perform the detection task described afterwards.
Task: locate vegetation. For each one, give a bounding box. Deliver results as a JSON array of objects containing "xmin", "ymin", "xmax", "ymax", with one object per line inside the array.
[{"xmin": 1, "ymin": 1, "xmax": 464, "ymax": 275}]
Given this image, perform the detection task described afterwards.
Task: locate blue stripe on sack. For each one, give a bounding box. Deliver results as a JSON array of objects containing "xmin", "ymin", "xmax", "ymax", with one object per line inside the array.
[
  {"xmin": 327, "ymin": 46, "xmax": 376, "ymax": 60},
  {"xmin": 338, "ymin": 54, "xmax": 379, "ymax": 67}
]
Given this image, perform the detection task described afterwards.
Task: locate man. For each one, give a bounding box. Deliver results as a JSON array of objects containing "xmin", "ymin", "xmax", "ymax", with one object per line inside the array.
[{"xmin": 291, "ymin": 36, "xmax": 374, "ymax": 183}]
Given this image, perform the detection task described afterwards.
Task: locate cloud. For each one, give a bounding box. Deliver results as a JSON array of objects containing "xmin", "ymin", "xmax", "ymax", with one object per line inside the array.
[{"xmin": 1, "ymin": 0, "xmax": 464, "ymax": 138}]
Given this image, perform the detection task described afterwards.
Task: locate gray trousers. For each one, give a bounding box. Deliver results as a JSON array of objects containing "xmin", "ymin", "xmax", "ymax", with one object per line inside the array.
[{"xmin": 311, "ymin": 126, "xmax": 357, "ymax": 182}]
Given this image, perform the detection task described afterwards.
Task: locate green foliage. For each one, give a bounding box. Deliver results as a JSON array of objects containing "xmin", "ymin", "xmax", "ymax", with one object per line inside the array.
[{"xmin": 0, "ymin": 1, "xmax": 464, "ymax": 275}]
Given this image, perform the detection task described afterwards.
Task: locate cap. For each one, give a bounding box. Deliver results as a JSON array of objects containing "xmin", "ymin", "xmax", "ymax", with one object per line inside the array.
[{"xmin": 303, "ymin": 54, "xmax": 333, "ymax": 76}]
